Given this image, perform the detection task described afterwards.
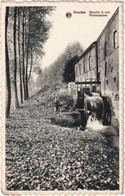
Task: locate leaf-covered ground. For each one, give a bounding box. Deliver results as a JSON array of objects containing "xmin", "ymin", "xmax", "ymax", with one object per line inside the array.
[{"xmin": 6, "ymin": 90, "xmax": 119, "ymax": 191}]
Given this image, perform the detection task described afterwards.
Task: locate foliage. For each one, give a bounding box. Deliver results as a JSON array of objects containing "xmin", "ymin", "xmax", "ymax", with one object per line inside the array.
[
  {"xmin": 5, "ymin": 6, "xmax": 55, "ymax": 116},
  {"xmin": 37, "ymin": 42, "xmax": 83, "ymax": 89},
  {"xmin": 63, "ymin": 55, "xmax": 79, "ymax": 83}
]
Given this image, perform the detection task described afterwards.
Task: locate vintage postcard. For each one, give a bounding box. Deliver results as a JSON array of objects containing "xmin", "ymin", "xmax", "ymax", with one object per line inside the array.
[{"xmin": 1, "ymin": 1, "xmax": 124, "ymax": 195}]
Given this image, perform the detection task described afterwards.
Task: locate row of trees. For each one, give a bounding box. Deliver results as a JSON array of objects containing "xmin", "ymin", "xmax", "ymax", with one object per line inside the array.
[
  {"xmin": 5, "ymin": 6, "xmax": 54, "ymax": 117},
  {"xmin": 36, "ymin": 42, "xmax": 83, "ymax": 89}
]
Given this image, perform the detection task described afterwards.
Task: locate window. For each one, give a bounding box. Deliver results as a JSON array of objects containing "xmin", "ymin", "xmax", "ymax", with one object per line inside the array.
[
  {"xmin": 89, "ymin": 56, "xmax": 91, "ymax": 70},
  {"xmin": 79, "ymin": 64, "xmax": 81, "ymax": 75},
  {"xmin": 76, "ymin": 66, "xmax": 79, "ymax": 76},
  {"xmin": 76, "ymin": 66, "xmax": 78, "ymax": 76},
  {"xmin": 98, "ymin": 72, "xmax": 100, "ymax": 80},
  {"xmin": 114, "ymin": 77, "xmax": 116, "ymax": 82},
  {"xmin": 113, "ymin": 30, "xmax": 117, "ymax": 49},
  {"xmin": 104, "ymin": 42, "xmax": 107, "ymax": 56},
  {"xmin": 106, "ymin": 80, "xmax": 108, "ymax": 85},
  {"xmin": 105, "ymin": 61, "xmax": 108, "ymax": 76},
  {"xmin": 83, "ymin": 60, "xmax": 85, "ymax": 73}
]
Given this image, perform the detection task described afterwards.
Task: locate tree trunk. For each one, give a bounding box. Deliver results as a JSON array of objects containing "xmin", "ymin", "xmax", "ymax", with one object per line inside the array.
[
  {"xmin": 5, "ymin": 7, "xmax": 11, "ymax": 118},
  {"xmin": 25, "ymin": 83, "xmax": 29, "ymax": 99},
  {"xmin": 13, "ymin": 7, "xmax": 19, "ymax": 108},
  {"xmin": 25, "ymin": 8, "xmax": 30, "ymax": 100},
  {"xmin": 18, "ymin": 8, "xmax": 23, "ymax": 104},
  {"xmin": 26, "ymin": 49, "xmax": 33, "ymax": 98},
  {"xmin": 25, "ymin": 39, "xmax": 29, "ymax": 99},
  {"xmin": 28, "ymin": 49, "xmax": 33, "ymax": 82},
  {"xmin": 22, "ymin": 8, "xmax": 26, "ymax": 100}
]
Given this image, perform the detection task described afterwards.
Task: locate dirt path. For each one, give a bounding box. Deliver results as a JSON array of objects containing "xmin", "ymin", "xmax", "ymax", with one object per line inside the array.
[{"xmin": 6, "ymin": 95, "xmax": 119, "ymax": 191}]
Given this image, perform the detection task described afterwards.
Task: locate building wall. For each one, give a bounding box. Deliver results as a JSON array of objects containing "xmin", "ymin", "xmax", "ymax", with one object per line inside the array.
[
  {"xmin": 75, "ymin": 43, "xmax": 97, "ymax": 84},
  {"xmin": 98, "ymin": 9, "xmax": 119, "ymax": 120},
  {"xmin": 74, "ymin": 8, "xmax": 119, "ymax": 124}
]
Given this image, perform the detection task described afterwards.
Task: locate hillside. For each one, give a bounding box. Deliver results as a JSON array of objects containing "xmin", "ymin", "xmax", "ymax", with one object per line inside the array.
[{"xmin": 6, "ymin": 84, "xmax": 119, "ymax": 191}]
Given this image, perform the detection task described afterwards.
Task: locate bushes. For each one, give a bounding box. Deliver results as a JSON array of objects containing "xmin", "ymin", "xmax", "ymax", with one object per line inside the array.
[
  {"xmin": 50, "ymin": 89, "xmax": 80, "ymax": 127},
  {"xmin": 56, "ymin": 94, "xmax": 74, "ymax": 112},
  {"xmin": 51, "ymin": 111, "xmax": 80, "ymax": 127}
]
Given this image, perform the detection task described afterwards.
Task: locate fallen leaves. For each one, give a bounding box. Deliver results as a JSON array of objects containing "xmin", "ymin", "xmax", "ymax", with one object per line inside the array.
[{"xmin": 5, "ymin": 89, "xmax": 119, "ymax": 191}]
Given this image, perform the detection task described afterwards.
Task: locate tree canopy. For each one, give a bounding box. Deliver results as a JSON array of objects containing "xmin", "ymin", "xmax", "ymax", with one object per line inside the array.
[
  {"xmin": 63, "ymin": 55, "xmax": 79, "ymax": 83},
  {"xmin": 37, "ymin": 42, "xmax": 83, "ymax": 88}
]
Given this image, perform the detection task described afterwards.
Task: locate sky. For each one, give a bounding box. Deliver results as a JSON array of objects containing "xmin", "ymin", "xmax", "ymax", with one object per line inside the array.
[{"xmin": 41, "ymin": 2, "xmax": 119, "ymax": 69}]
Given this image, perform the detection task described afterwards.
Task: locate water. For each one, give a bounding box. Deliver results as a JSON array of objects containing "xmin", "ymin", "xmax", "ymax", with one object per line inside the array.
[{"xmin": 86, "ymin": 115, "xmax": 106, "ymax": 131}]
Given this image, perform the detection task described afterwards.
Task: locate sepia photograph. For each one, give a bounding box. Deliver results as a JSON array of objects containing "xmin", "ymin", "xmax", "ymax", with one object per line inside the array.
[{"xmin": 1, "ymin": 1, "xmax": 124, "ymax": 194}]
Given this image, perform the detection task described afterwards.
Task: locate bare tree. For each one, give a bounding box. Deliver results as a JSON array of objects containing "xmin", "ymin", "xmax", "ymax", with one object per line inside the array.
[
  {"xmin": 6, "ymin": 6, "xmax": 55, "ymax": 115},
  {"xmin": 13, "ymin": 6, "xmax": 19, "ymax": 108},
  {"xmin": 5, "ymin": 7, "xmax": 11, "ymax": 117},
  {"xmin": 17, "ymin": 7, "xmax": 23, "ymax": 104}
]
